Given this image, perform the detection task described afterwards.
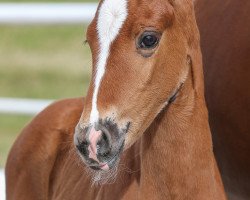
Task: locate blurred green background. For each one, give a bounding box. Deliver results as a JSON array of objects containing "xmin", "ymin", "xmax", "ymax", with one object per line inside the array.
[{"xmin": 0, "ymin": 0, "xmax": 98, "ymax": 167}]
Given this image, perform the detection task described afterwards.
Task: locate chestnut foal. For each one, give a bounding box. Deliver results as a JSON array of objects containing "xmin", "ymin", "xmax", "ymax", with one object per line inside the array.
[{"xmin": 6, "ymin": 0, "xmax": 226, "ymax": 199}]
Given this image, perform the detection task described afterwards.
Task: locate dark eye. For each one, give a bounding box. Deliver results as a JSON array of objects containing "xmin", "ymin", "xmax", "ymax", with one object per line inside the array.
[{"xmin": 138, "ymin": 32, "xmax": 160, "ymax": 49}]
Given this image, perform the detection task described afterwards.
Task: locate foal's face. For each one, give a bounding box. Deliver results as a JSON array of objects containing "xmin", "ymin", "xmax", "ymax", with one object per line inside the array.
[{"xmin": 74, "ymin": 0, "xmax": 191, "ymax": 175}]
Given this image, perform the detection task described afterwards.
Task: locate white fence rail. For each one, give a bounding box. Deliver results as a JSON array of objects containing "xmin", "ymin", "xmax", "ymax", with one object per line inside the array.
[
  {"xmin": 0, "ymin": 3, "xmax": 97, "ymax": 24},
  {"xmin": 0, "ymin": 98, "xmax": 53, "ymax": 115}
]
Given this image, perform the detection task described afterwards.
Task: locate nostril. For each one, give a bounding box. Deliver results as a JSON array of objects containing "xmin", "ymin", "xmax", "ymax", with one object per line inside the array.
[
  {"xmin": 102, "ymin": 132, "xmax": 109, "ymax": 144},
  {"xmin": 97, "ymin": 132, "xmax": 111, "ymax": 157},
  {"xmin": 76, "ymin": 139, "xmax": 89, "ymax": 157}
]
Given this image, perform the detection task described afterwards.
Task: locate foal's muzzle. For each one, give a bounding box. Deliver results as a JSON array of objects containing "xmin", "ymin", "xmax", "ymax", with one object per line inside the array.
[{"xmin": 74, "ymin": 119, "xmax": 128, "ymax": 171}]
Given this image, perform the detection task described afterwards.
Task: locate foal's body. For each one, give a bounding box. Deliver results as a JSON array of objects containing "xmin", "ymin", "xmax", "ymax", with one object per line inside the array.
[
  {"xmin": 6, "ymin": 0, "xmax": 250, "ymax": 199},
  {"xmin": 6, "ymin": 85, "xmax": 225, "ymax": 199}
]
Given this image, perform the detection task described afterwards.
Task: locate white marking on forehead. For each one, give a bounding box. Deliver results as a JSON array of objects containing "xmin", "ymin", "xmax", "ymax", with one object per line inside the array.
[{"xmin": 89, "ymin": 0, "xmax": 128, "ymax": 124}]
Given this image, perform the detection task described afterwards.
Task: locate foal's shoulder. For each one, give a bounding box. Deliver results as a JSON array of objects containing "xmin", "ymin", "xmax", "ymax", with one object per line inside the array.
[
  {"xmin": 8, "ymin": 97, "xmax": 84, "ymax": 164},
  {"xmin": 5, "ymin": 97, "xmax": 84, "ymax": 199}
]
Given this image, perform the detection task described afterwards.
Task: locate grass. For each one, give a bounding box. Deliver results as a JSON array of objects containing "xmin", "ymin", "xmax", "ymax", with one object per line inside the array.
[
  {"xmin": 0, "ymin": 25, "xmax": 92, "ymax": 98},
  {"xmin": 0, "ymin": 25, "xmax": 92, "ymax": 167}
]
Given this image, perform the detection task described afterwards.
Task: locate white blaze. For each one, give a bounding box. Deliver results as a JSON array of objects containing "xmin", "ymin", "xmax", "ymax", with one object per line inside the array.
[{"xmin": 89, "ymin": 0, "xmax": 128, "ymax": 124}]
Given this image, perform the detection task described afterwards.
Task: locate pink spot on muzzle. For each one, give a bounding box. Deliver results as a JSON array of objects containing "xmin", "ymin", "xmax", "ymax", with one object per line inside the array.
[
  {"xmin": 88, "ymin": 127, "xmax": 102, "ymax": 162},
  {"xmin": 87, "ymin": 127, "xmax": 110, "ymax": 171}
]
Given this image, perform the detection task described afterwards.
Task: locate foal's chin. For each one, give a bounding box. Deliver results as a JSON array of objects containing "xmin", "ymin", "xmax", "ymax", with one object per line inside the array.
[
  {"xmin": 75, "ymin": 143, "xmax": 124, "ymax": 185},
  {"xmin": 82, "ymin": 156, "xmax": 121, "ymax": 185}
]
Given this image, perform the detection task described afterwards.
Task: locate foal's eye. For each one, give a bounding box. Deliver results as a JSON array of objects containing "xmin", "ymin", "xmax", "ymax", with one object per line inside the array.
[{"xmin": 138, "ymin": 32, "xmax": 160, "ymax": 49}]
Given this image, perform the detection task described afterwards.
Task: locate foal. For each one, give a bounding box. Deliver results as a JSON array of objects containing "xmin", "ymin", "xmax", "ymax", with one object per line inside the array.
[{"xmin": 6, "ymin": 0, "xmax": 226, "ymax": 199}]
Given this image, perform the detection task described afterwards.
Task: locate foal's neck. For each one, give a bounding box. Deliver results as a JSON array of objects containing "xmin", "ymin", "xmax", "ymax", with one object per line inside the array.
[{"xmin": 139, "ymin": 74, "xmax": 226, "ymax": 199}]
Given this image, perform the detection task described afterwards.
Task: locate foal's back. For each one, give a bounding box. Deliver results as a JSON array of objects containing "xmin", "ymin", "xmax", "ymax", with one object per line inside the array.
[{"xmin": 195, "ymin": 0, "xmax": 250, "ymax": 199}]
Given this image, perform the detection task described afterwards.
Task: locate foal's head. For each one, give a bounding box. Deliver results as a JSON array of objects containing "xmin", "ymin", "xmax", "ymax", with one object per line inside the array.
[{"xmin": 74, "ymin": 0, "xmax": 200, "ymax": 182}]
